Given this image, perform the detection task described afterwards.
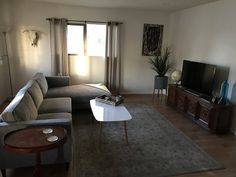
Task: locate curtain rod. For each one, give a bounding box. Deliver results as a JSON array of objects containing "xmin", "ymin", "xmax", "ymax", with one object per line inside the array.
[
  {"xmin": 46, "ymin": 18, "xmax": 123, "ymax": 24},
  {"xmin": 69, "ymin": 20, "xmax": 106, "ymax": 24}
]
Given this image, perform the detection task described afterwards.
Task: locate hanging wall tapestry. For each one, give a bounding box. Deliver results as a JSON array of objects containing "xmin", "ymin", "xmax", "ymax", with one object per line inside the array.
[{"xmin": 142, "ymin": 24, "xmax": 164, "ymax": 56}]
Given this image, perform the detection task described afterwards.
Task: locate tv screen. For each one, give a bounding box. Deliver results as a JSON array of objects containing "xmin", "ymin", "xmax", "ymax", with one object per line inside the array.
[{"xmin": 181, "ymin": 60, "xmax": 216, "ymax": 96}]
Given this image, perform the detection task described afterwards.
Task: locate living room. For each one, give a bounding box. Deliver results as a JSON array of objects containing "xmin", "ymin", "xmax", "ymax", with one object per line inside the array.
[{"xmin": 0, "ymin": 0, "xmax": 236, "ymax": 177}]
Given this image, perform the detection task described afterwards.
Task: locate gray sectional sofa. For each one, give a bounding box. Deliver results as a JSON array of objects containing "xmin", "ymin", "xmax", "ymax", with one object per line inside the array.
[
  {"xmin": 44, "ymin": 75, "xmax": 110, "ymax": 110},
  {"xmin": 0, "ymin": 72, "xmax": 110, "ymax": 177}
]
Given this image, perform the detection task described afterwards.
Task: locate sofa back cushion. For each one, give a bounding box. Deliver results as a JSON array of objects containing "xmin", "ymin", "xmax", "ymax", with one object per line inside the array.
[
  {"xmin": 0, "ymin": 80, "xmax": 34, "ymax": 122},
  {"xmin": 27, "ymin": 81, "xmax": 43, "ymax": 109},
  {"xmin": 0, "ymin": 94, "xmax": 25, "ymax": 122},
  {"xmin": 0, "ymin": 81, "xmax": 38, "ymax": 122},
  {"xmin": 13, "ymin": 92, "xmax": 38, "ymax": 121},
  {"xmin": 33, "ymin": 73, "xmax": 48, "ymax": 96}
]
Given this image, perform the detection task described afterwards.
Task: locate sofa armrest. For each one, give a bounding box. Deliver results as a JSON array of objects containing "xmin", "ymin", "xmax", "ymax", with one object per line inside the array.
[
  {"xmin": 0, "ymin": 118, "xmax": 71, "ymax": 129},
  {"xmin": 46, "ymin": 76, "xmax": 70, "ymax": 88}
]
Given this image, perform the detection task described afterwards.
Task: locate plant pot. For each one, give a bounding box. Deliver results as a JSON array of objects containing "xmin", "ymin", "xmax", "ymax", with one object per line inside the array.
[{"xmin": 154, "ymin": 76, "xmax": 168, "ymax": 89}]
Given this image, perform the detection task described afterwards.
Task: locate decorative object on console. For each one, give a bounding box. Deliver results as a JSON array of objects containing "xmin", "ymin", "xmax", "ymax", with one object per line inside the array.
[
  {"xmin": 171, "ymin": 70, "xmax": 182, "ymax": 85},
  {"xmin": 218, "ymin": 80, "xmax": 229, "ymax": 105},
  {"xmin": 230, "ymin": 82, "xmax": 236, "ymax": 104},
  {"xmin": 142, "ymin": 24, "xmax": 163, "ymax": 56}
]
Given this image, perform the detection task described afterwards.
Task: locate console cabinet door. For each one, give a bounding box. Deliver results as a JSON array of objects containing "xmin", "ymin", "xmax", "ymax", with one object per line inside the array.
[
  {"xmin": 197, "ymin": 100, "xmax": 213, "ymax": 127},
  {"xmin": 208, "ymin": 106, "xmax": 232, "ymax": 133},
  {"xmin": 168, "ymin": 85, "xmax": 176, "ymax": 106},
  {"xmin": 176, "ymin": 89, "xmax": 186, "ymax": 112},
  {"xmin": 186, "ymin": 95, "xmax": 198, "ymax": 118}
]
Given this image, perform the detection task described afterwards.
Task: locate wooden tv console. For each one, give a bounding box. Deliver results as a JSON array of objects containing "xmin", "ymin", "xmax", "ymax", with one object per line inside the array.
[{"xmin": 167, "ymin": 84, "xmax": 232, "ymax": 133}]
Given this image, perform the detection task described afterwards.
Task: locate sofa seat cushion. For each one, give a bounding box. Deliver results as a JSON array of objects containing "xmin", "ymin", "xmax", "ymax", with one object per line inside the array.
[
  {"xmin": 45, "ymin": 84, "xmax": 110, "ymax": 106},
  {"xmin": 37, "ymin": 112, "xmax": 71, "ymax": 120},
  {"xmin": 38, "ymin": 97, "xmax": 71, "ymax": 114}
]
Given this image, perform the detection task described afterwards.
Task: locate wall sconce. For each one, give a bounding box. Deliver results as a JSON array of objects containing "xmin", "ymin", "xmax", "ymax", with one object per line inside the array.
[{"xmin": 23, "ymin": 30, "xmax": 40, "ymax": 47}]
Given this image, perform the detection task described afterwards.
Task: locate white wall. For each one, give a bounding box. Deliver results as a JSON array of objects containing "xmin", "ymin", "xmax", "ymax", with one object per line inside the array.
[
  {"xmin": 2, "ymin": 0, "xmax": 236, "ymax": 132},
  {"xmin": 169, "ymin": 0, "xmax": 236, "ymax": 132},
  {"xmin": 0, "ymin": 0, "xmax": 11, "ymax": 104},
  {"xmin": 7, "ymin": 0, "xmax": 170, "ymax": 94}
]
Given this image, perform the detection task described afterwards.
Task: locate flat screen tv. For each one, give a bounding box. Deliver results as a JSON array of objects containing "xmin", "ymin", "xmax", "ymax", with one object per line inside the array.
[{"xmin": 181, "ymin": 60, "xmax": 216, "ymax": 97}]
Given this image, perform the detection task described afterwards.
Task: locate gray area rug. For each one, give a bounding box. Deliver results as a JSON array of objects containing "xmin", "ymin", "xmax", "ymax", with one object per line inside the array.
[{"xmin": 73, "ymin": 104, "xmax": 221, "ymax": 177}]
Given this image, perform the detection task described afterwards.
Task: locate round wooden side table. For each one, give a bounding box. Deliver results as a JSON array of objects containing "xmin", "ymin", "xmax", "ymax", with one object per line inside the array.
[{"xmin": 4, "ymin": 126, "xmax": 67, "ymax": 177}]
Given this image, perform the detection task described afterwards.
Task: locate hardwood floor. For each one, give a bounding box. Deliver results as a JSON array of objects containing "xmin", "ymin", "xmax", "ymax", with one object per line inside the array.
[
  {"xmin": 1, "ymin": 94, "xmax": 236, "ymax": 177},
  {"xmin": 125, "ymin": 94, "xmax": 236, "ymax": 177}
]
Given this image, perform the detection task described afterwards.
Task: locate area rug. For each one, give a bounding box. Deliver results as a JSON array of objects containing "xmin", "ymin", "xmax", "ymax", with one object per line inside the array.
[{"xmin": 73, "ymin": 104, "xmax": 221, "ymax": 177}]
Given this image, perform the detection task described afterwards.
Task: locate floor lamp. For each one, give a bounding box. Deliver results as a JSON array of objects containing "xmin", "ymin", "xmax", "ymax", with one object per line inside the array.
[{"xmin": 1, "ymin": 31, "xmax": 14, "ymax": 99}]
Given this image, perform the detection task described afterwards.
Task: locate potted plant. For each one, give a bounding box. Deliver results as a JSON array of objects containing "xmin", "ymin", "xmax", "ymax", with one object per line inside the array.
[{"xmin": 149, "ymin": 47, "xmax": 172, "ymax": 91}]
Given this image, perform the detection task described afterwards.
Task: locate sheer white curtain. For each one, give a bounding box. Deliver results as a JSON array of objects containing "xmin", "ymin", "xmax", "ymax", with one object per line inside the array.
[
  {"xmin": 49, "ymin": 18, "xmax": 69, "ymax": 76},
  {"xmin": 105, "ymin": 22, "xmax": 122, "ymax": 94}
]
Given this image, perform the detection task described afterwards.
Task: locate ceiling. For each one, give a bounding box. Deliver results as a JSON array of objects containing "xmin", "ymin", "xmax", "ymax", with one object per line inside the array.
[{"xmin": 33, "ymin": 0, "xmax": 219, "ymax": 12}]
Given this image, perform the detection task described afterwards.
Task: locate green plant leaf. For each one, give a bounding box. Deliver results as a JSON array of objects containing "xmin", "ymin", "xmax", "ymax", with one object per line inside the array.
[{"xmin": 148, "ymin": 47, "xmax": 172, "ymax": 76}]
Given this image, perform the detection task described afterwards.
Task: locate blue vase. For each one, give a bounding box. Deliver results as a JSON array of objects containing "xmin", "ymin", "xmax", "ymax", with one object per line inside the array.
[{"xmin": 219, "ymin": 80, "xmax": 229, "ymax": 104}]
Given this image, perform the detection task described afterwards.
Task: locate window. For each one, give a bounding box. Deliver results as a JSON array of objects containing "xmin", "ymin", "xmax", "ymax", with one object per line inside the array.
[
  {"xmin": 67, "ymin": 25, "xmax": 84, "ymax": 55},
  {"xmin": 87, "ymin": 24, "xmax": 106, "ymax": 56},
  {"xmin": 67, "ymin": 23, "xmax": 106, "ymax": 56}
]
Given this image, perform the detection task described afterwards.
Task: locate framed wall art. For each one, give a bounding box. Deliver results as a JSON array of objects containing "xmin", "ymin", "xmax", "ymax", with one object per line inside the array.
[{"xmin": 142, "ymin": 24, "xmax": 164, "ymax": 56}]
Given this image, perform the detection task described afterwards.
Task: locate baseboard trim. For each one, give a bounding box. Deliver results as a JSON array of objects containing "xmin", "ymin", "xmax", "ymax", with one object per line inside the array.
[
  {"xmin": 121, "ymin": 92, "xmax": 153, "ymax": 95},
  {"xmin": 121, "ymin": 92, "xmax": 168, "ymax": 95}
]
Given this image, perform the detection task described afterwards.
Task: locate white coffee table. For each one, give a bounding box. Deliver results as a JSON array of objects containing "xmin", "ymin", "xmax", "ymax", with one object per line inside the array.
[{"xmin": 90, "ymin": 99, "xmax": 132, "ymax": 144}]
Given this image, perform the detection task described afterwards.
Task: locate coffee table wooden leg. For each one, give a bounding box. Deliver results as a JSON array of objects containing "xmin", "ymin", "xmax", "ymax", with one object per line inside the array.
[
  {"xmin": 34, "ymin": 152, "xmax": 42, "ymax": 177},
  {"xmin": 124, "ymin": 121, "xmax": 128, "ymax": 145}
]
